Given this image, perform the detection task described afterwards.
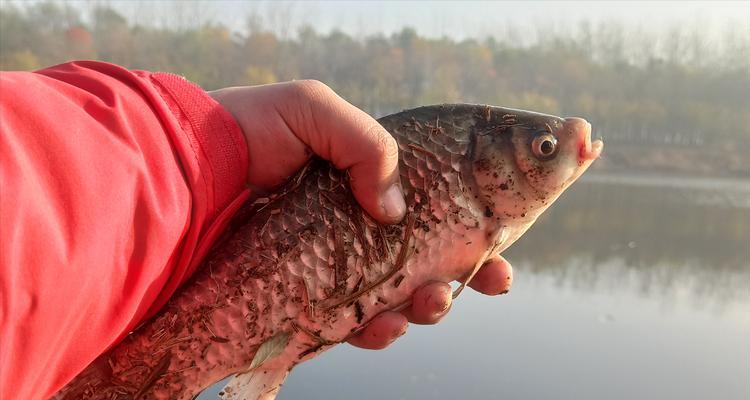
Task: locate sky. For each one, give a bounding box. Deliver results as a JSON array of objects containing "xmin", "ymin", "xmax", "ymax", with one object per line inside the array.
[{"xmin": 6, "ymin": 0, "xmax": 750, "ymax": 40}]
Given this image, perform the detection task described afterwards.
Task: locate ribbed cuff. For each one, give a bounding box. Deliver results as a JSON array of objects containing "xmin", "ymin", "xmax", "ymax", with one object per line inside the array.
[{"xmin": 149, "ymin": 73, "xmax": 248, "ymax": 213}]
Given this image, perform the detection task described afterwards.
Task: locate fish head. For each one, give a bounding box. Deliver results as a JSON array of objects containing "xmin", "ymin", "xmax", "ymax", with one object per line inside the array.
[{"xmin": 470, "ymin": 107, "xmax": 603, "ymax": 222}]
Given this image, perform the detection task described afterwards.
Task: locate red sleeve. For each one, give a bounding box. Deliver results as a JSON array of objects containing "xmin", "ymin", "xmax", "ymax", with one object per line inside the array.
[{"xmin": 0, "ymin": 61, "xmax": 251, "ymax": 399}]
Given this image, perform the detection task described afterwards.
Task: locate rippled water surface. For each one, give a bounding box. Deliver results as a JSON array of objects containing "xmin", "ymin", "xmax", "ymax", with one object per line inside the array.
[{"xmin": 201, "ymin": 175, "xmax": 750, "ymax": 400}]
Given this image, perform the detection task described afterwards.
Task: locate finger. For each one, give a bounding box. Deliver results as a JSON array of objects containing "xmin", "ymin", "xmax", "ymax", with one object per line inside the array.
[
  {"xmin": 347, "ymin": 311, "xmax": 408, "ymax": 350},
  {"xmin": 274, "ymin": 80, "xmax": 406, "ymax": 224},
  {"xmin": 401, "ymin": 281, "xmax": 452, "ymax": 325},
  {"xmin": 464, "ymin": 255, "xmax": 513, "ymax": 295}
]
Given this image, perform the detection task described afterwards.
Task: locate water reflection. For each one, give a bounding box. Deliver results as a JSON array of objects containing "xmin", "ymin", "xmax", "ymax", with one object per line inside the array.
[
  {"xmin": 506, "ymin": 175, "xmax": 750, "ymax": 308},
  {"xmin": 200, "ymin": 176, "xmax": 750, "ymax": 399}
]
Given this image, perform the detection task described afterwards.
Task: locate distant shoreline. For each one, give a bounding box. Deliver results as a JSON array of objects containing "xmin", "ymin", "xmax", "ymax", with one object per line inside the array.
[
  {"xmin": 581, "ymin": 171, "xmax": 750, "ymax": 192},
  {"xmin": 587, "ymin": 141, "xmax": 750, "ymax": 179}
]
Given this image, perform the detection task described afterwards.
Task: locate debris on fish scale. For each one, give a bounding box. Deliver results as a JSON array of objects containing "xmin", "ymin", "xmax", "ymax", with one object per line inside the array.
[{"xmin": 54, "ymin": 104, "xmax": 602, "ymax": 400}]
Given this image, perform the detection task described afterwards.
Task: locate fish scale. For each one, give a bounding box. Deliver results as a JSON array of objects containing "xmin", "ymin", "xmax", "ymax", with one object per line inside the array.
[{"xmin": 54, "ymin": 104, "xmax": 601, "ymax": 400}]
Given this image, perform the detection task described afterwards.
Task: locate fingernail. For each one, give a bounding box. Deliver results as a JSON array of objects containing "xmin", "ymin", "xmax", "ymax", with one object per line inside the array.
[
  {"xmin": 439, "ymin": 298, "xmax": 451, "ymax": 313},
  {"xmin": 436, "ymin": 288, "xmax": 452, "ymax": 313},
  {"xmin": 381, "ymin": 184, "xmax": 406, "ymax": 221},
  {"xmin": 397, "ymin": 325, "xmax": 408, "ymax": 338}
]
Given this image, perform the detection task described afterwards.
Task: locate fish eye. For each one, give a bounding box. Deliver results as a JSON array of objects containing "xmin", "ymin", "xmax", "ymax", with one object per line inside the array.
[{"xmin": 531, "ymin": 133, "xmax": 558, "ymax": 160}]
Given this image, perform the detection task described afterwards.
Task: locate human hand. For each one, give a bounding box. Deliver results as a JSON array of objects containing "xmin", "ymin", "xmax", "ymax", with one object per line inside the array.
[{"xmin": 209, "ymin": 81, "xmax": 514, "ymax": 350}]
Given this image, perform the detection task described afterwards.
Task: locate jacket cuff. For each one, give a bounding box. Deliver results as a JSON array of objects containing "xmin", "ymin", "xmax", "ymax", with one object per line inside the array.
[{"xmin": 148, "ymin": 72, "xmax": 248, "ymax": 214}]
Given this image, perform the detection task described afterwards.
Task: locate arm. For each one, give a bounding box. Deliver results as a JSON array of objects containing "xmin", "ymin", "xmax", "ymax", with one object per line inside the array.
[
  {"xmin": 0, "ymin": 63, "xmax": 513, "ymax": 399},
  {"xmin": 0, "ymin": 61, "xmax": 250, "ymax": 399}
]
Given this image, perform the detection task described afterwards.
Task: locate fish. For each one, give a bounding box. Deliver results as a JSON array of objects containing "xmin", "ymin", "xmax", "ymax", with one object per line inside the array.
[{"xmin": 53, "ymin": 104, "xmax": 603, "ymax": 400}]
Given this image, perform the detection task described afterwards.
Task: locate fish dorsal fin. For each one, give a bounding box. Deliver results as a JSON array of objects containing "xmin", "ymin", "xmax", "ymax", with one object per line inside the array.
[{"xmin": 220, "ymin": 332, "xmax": 291, "ymax": 400}]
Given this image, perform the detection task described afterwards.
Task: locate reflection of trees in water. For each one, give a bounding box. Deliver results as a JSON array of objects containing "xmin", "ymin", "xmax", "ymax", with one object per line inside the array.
[{"xmin": 504, "ymin": 181, "xmax": 750, "ymax": 304}]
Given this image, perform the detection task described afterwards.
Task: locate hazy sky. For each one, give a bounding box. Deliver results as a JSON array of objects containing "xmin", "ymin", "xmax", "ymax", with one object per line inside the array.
[{"xmin": 8, "ymin": 0, "xmax": 750, "ymax": 40}]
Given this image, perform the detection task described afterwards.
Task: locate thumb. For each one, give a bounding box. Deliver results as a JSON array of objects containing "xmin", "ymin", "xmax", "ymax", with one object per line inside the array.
[{"xmin": 274, "ymin": 80, "xmax": 406, "ymax": 224}]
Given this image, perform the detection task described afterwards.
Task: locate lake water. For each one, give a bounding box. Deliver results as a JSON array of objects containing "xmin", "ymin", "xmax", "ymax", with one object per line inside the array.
[{"xmin": 199, "ymin": 174, "xmax": 750, "ymax": 400}]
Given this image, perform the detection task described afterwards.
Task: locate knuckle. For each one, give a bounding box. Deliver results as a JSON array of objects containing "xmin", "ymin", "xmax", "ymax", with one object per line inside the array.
[
  {"xmin": 289, "ymin": 79, "xmax": 333, "ymax": 101},
  {"xmin": 367, "ymin": 123, "xmax": 399, "ymax": 162}
]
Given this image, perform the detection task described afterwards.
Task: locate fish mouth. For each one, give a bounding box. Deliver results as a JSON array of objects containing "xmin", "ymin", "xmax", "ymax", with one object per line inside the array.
[{"xmin": 565, "ymin": 117, "xmax": 603, "ymax": 162}]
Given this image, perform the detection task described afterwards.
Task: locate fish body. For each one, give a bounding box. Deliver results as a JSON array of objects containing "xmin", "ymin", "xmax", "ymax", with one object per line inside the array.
[{"xmin": 54, "ymin": 104, "xmax": 602, "ymax": 399}]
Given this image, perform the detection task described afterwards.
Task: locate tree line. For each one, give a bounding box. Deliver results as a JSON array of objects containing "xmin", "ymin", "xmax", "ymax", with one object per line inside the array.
[{"xmin": 2, "ymin": 1, "xmax": 749, "ymax": 149}]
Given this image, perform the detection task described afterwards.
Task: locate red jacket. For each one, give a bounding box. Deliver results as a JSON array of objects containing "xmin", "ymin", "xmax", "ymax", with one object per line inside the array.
[{"xmin": 0, "ymin": 61, "xmax": 251, "ymax": 399}]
